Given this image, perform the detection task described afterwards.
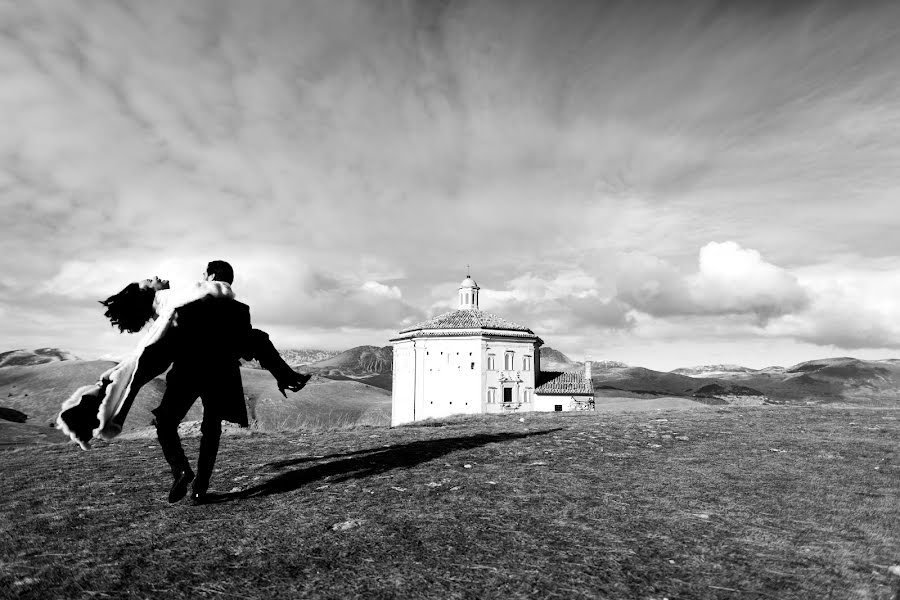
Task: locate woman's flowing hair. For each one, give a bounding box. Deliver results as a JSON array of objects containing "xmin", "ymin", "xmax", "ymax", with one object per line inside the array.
[{"xmin": 100, "ymin": 283, "xmax": 157, "ymax": 333}]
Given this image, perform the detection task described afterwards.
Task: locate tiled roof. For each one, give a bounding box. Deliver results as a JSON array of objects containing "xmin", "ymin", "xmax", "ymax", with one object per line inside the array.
[
  {"xmin": 535, "ymin": 371, "xmax": 594, "ymax": 395},
  {"xmin": 390, "ymin": 330, "xmax": 542, "ymax": 342},
  {"xmin": 398, "ymin": 309, "xmax": 534, "ymax": 335}
]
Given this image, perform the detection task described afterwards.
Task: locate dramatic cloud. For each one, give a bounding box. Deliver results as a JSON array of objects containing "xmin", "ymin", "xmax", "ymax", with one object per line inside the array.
[
  {"xmin": 617, "ymin": 242, "xmax": 808, "ymax": 320},
  {"xmin": 2, "ymin": 1, "xmax": 899, "ymax": 367}
]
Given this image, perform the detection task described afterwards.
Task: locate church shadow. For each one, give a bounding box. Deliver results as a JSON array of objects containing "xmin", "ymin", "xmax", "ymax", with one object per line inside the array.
[{"xmin": 214, "ymin": 428, "xmax": 560, "ymax": 502}]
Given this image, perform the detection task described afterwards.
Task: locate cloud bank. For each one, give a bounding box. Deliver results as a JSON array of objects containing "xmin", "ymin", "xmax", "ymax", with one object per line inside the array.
[{"xmin": 2, "ymin": 1, "xmax": 899, "ymax": 366}]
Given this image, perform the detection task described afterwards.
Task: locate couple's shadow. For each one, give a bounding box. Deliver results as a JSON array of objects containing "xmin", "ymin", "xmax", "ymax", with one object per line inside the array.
[{"xmin": 204, "ymin": 428, "xmax": 559, "ymax": 503}]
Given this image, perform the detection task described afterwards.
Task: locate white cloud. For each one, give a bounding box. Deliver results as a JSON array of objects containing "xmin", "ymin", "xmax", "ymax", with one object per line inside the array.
[
  {"xmin": 688, "ymin": 241, "xmax": 808, "ymax": 318},
  {"xmin": 616, "ymin": 241, "xmax": 808, "ymax": 320},
  {"xmin": 37, "ymin": 253, "xmax": 423, "ymax": 335},
  {"xmin": 425, "ymin": 269, "xmax": 632, "ymax": 335},
  {"xmin": 764, "ymin": 259, "xmax": 900, "ymax": 349}
]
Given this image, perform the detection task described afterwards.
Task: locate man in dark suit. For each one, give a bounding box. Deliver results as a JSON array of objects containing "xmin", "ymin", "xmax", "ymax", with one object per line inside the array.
[{"xmin": 152, "ymin": 260, "xmax": 309, "ymax": 504}]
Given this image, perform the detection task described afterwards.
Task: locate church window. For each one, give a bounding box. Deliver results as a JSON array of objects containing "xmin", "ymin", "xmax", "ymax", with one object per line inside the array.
[
  {"xmin": 523, "ymin": 356, "xmax": 532, "ymax": 371},
  {"xmin": 504, "ymin": 351, "xmax": 514, "ymax": 370},
  {"xmin": 487, "ymin": 354, "xmax": 496, "ymax": 370},
  {"xmin": 524, "ymin": 388, "xmax": 533, "ymax": 402},
  {"xmin": 470, "ymin": 362, "xmax": 475, "ymax": 370},
  {"xmin": 487, "ymin": 388, "xmax": 497, "ymax": 403}
]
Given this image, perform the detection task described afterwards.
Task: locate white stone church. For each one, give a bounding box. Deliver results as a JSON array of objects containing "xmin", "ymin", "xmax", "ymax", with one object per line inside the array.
[{"xmin": 390, "ymin": 275, "xmax": 594, "ymax": 426}]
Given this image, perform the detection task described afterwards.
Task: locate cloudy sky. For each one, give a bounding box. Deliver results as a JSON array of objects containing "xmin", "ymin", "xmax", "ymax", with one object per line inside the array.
[{"xmin": 2, "ymin": 0, "xmax": 900, "ymax": 370}]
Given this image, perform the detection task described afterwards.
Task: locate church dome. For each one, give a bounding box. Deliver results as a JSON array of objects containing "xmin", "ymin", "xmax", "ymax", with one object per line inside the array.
[{"xmin": 460, "ymin": 276, "xmax": 478, "ymax": 289}]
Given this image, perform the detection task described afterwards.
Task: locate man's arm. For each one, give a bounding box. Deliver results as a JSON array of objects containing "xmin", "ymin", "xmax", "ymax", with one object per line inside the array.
[{"xmin": 242, "ymin": 326, "xmax": 311, "ymax": 397}]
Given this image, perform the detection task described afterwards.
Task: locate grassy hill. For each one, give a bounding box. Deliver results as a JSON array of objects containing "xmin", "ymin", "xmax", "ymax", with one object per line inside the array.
[
  {"xmin": 240, "ymin": 368, "xmax": 391, "ymax": 430},
  {"xmin": 0, "ymin": 348, "xmax": 78, "ymax": 368},
  {"xmin": 305, "ymin": 345, "xmax": 393, "ymax": 377},
  {"xmin": 0, "ymin": 360, "xmax": 173, "ymax": 428},
  {"xmin": 593, "ymin": 364, "xmax": 706, "ymax": 397},
  {"xmin": 593, "ymin": 357, "xmax": 900, "ymax": 406},
  {"xmin": 538, "ymin": 347, "xmax": 579, "ymax": 371},
  {"xmin": 242, "ymin": 348, "xmax": 341, "ymax": 370},
  {"xmin": 1, "ymin": 406, "xmax": 897, "ymax": 598},
  {"xmin": 0, "ymin": 360, "xmax": 391, "ymax": 445}
]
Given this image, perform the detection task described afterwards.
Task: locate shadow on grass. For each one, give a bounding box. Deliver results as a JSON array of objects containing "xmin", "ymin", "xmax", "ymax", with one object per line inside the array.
[{"xmin": 215, "ymin": 429, "xmax": 560, "ymax": 502}]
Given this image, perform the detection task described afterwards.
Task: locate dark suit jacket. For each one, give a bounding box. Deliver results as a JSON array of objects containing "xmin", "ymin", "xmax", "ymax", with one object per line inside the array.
[
  {"xmin": 119, "ymin": 296, "xmax": 298, "ymax": 430},
  {"xmin": 155, "ymin": 296, "xmax": 252, "ymax": 426}
]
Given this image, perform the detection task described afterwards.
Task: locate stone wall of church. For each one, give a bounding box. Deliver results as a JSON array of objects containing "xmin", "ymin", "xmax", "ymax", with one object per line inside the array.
[
  {"xmin": 418, "ymin": 338, "xmax": 484, "ymax": 422},
  {"xmin": 391, "ymin": 335, "xmax": 541, "ymax": 425},
  {"xmin": 482, "ymin": 339, "xmax": 538, "ymax": 413},
  {"xmin": 391, "ymin": 340, "xmax": 418, "ymax": 426}
]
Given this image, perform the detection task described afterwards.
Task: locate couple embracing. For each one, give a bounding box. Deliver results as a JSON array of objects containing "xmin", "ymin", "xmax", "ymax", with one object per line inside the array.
[{"xmin": 58, "ymin": 260, "xmax": 310, "ymax": 504}]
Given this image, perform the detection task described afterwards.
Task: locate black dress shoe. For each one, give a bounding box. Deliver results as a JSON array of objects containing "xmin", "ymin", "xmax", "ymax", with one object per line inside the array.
[
  {"xmin": 168, "ymin": 468, "xmax": 195, "ymax": 503},
  {"xmin": 191, "ymin": 490, "xmax": 226, "ymax": 505}
]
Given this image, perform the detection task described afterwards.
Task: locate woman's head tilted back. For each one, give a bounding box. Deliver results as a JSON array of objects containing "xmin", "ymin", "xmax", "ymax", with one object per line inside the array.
[{"xmin": 100, "ymin": 276, "xmax": 169, "ymax": 333}]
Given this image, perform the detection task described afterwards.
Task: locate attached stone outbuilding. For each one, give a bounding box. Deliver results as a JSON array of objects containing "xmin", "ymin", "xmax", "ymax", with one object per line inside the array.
[{"xmin": 534, "ymin": 366, "xmax": 595, "ymax": 412}]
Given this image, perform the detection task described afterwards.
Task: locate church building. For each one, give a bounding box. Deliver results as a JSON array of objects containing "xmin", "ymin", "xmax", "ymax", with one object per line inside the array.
[{"xmin": 390, "ymin": 274, "xmax": 594, "ymax": 426}]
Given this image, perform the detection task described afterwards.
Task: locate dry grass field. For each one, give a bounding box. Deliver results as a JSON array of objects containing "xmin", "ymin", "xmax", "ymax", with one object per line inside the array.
[{"xmin": 2, "ymin": 405, "xmax": 898, "ymax": 599}]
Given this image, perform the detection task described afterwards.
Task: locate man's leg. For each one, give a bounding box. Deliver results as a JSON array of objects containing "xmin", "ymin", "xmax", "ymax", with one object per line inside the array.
[
  {"xmin": 193, "ymin": 406, "xmax": 222, "ymax": 499},
  {"xmin": 152, "ymin": 372, "xmax": 198, "ymax": 502}
]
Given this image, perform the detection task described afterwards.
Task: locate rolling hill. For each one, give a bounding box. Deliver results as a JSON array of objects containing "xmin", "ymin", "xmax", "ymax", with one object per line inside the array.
[
  {"xmin": 4, "ymin": 345, "xmax": 898, "ymax": 449},
  {"xmin": 596, "ymin": 357, "xmax": 900, "ymax": 406},
  {"xmin": 538, "ymin": 347, "xmax": 579, "ymax": 371},
  {"xmin": 670, "ymin": 364, "xmax": 760, "ymax": 377},
  {"xmin": 242, "ymin": 348, "xmax": 341, "ymax": 370},
  {"xmin": 0, "ymin": 348, "xmax": 77, "ymax": 367},
  {"xmin": 305, "ymin": 345, "xmax": 393, "ymax": 376},
  {"xmin": 0, "ymin": 358, "xmax": 391, "ymax": 445},
  {"xmin": 0, "ymin": 359, "xmax": 187, "ymax": 432}
]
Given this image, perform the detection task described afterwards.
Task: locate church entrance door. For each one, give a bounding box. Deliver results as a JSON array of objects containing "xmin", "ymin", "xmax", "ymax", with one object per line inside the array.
[{"xmin": 503, "ymin": 388, "xmax": 513, "ymax": 403}]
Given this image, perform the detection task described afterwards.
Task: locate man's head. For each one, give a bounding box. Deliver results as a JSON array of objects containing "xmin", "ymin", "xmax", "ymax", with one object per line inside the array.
[{"xmin": 204, "ymin": 260, "xmax": 234, "ymax": 284}]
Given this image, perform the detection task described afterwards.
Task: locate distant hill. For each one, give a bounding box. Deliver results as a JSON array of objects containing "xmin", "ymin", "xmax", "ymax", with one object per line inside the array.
[
  {"xmin": 592, "ymin": 360, "xmax": 630, "ymax": 369},
  {"xmin": 0, "ymin": 358, "xmax": 392, "ymax": 445},
  {"xmin": 592, "ymin": 365, "xmax": 703, "ymax": 398},
  {"xmin": 0, "ymin": 359, "xmax": 179, "ymax": 432},
  {"xmin": 0, "ymin": 348, "xmax": 77, "ymax": 368},
  {"xmin": 4, "ymin": 347, "xmax": 898, "ymax": 446},
  {"xmin": 539, "ymin": 347, "xmax": 578, "ymax": 371},
  {"xmin": 692, "ymin": 383, "xmax": 767, "ymax": 398},
  {"xmin": 671, "ymin": 364, "xmax": 759, "ymax": 377},
  {"xmin": 242, "ymin": 348, "xmax": 341, "ymax": 370},
  {"xmin": 239, "ymin": 369, "xmax": 391, "ymax": 429},
  {"xmin": 598, "ymin": 357, "xmax": 900, "ymax": 406},
  {"xmin": 305, "ymin": 345, "xmax": 393, "ymax": 377}
]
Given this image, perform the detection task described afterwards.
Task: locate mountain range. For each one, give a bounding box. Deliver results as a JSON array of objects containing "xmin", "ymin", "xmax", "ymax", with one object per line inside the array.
[{"xmin": 2, "ymin": 346, "xmax": 897, "ymax": 444}]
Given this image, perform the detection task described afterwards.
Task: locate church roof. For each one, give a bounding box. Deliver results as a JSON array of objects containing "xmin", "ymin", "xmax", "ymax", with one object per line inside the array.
[
  {"xmin": 535, "ymin": 371, "xmax": 594, "ymax": 396},
  {"xmin": 397, "ymin": 309, "xmax": 535, "ymax": 335}
]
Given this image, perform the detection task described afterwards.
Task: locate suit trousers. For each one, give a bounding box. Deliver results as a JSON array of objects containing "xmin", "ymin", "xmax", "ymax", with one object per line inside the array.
[{"xmin": 153, "ymin": 369, "xmax": 225, "ymax": 494}]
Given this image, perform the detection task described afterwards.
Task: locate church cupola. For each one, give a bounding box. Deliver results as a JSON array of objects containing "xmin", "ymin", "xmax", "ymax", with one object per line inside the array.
[{"xmin": 458, "ymin": 270, "xmax": 480, "ymax": 310}]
